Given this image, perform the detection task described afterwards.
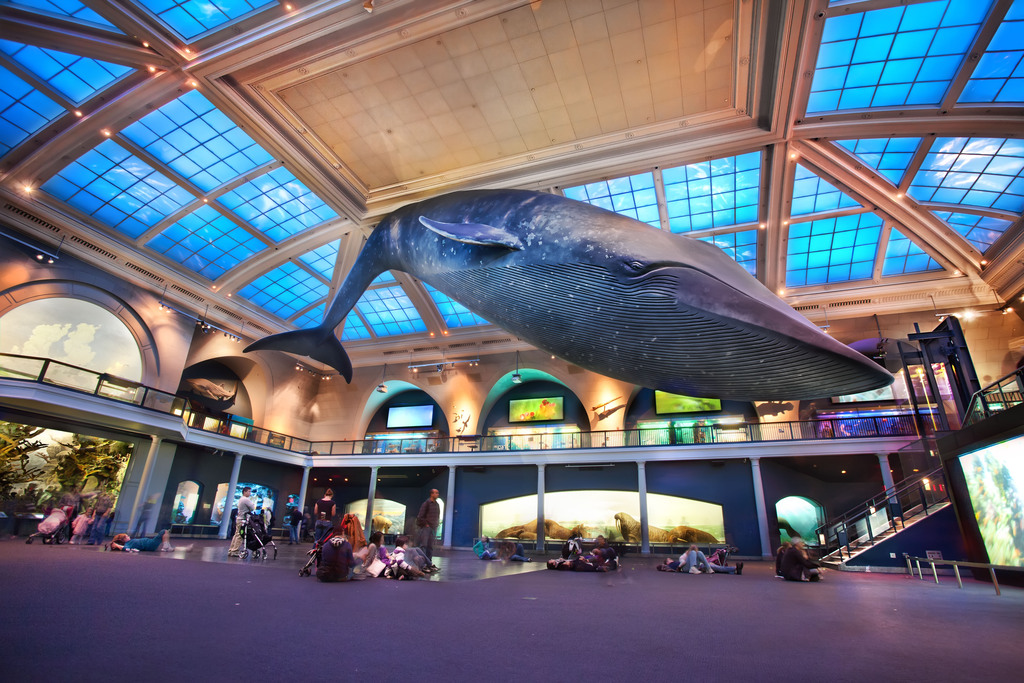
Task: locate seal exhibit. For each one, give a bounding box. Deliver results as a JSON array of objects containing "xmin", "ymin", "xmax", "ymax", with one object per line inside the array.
[{"xmin": 245, "ymin": 189, "xmax": 893, "ymax": 401}]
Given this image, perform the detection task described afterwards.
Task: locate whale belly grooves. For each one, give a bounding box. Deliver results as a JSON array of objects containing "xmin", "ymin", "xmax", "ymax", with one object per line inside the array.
[{"xmin": 428, "ymin": 263, "xmax": 890, "ymax": 401}]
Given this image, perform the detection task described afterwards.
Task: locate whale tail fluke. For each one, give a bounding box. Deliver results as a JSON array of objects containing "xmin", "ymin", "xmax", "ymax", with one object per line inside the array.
[{"xmin": 244, "ymin": 328, "xmax": 352, "ymax": 382}]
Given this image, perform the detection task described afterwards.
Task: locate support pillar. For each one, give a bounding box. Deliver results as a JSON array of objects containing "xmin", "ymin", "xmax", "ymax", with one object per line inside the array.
[
  {"xmin": 638, "ymin": 461, "xmax": 650, "ymax": 555},
  {"xmin": 128, "ymin": 436, "xmax": 162, "ymax": 536},
  {"xmin": 536, "ymin": 464, "xmax": 546, "ymax": 552},
  {"xmin": 363, "ymin": 466, "xmax": 379, "ymax": 541},
  {"xmin": 750, "ymin": 457, "xmax": 773, "ymax": 559},
  {"xmin": 879, "ymin": 453, "xmax": 896, "ymax": 495},
  {"xmin": 297, "ymin": 464, "xmax": 311, "ymax": 538},
  {"xmin": 218, "ymin": 452, "xmax": 243, "ymax": 539},
  {"xmin": 443, "ymin": 465, "xmax": 456, "ymax": 548}
]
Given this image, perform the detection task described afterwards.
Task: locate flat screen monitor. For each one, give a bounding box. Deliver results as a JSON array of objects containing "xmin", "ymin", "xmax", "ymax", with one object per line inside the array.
[
  {"xmin": 959, "ymin": 434, "xmax": 1024, "ymax": 567},
  {"xmin": 654, "ymin": 391, "xmax": 721, "ymax": 414},
  {"xmin": 387, "ymin": 405, "xmax": 434, "ymax": 429},
  {"xmin": 509, "ymin": 396, "xmax": 563, "ymax": 423}
]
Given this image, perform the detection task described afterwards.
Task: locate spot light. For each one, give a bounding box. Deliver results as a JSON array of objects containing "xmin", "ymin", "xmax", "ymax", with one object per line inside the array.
[{"xmin": 363, "ymin": 0, "xmax": 374, "ymax": 12}]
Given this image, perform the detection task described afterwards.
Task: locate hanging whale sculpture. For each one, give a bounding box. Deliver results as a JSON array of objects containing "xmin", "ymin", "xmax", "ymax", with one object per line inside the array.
[{"xmin": 245, "ymin": 189, "xmax": 893, "ymax": 400}]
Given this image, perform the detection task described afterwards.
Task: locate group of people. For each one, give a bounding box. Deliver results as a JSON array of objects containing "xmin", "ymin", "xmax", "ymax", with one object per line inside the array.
[
  {"xmin": 472, "ymin": 536, "xmax": 533, "ymax": 562},
  {"xmin": 775, "ymin": 540, "xmax": 822, "ymax": 582},
  {"xmin": 547, "ymin": 535, "xmax": 619, "ymax": 572},
  {"xmin": 657, "ymin": 544, "xmax": 744, "ymax": 575}
]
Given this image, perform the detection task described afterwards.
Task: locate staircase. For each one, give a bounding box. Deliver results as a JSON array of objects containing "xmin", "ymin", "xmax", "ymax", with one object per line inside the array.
[{"xmin": 816, "ymin": 466, "xmax": 950, "ymax": 570}]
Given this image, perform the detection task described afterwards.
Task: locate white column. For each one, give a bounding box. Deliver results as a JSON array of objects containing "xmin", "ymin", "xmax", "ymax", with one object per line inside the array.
[
  {"xmin": 750, "ymin": 457, "xmax": 773, "ymax": 559},
  {"xmin": 128, "ymin": 435, "xmax": 161, "ymax": 536},
  {"xmin": 638, "ymin": 461, "xmax": 650, "ymax": 555},
  {"xmin": 297, "ymin": 464, "xmax": 311, "ymax": 537},
  {"xmin": 878, "ymin": 453, "xmax": 896, "ymax": 495},
  {"xmin": 535, "ymin": 464, "xmax": 546, "ymax": 552},
  {"xmin": 363, "ymin": 465, "xmax": 379, "ymax": 541},
  {"xmin": 218, "ymin": 452, "xmax": 243, "ymax": 539},
  {"xmin": 442, "ymin": 465, "xmax": 456, "ymax": 548}
]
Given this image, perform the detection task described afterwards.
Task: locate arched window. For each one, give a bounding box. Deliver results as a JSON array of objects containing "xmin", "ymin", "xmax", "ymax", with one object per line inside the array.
[{"xmin": 775, "ymin": 496, "xmax": 825, "ymax": 544}]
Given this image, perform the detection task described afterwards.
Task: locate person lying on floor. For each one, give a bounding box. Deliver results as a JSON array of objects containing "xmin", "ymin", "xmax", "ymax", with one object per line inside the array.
[
  {"xmin": 657, "ymin": 544, "xmax": 742, "ymax": 575},
  {"xmin": 108, "ymin": 530, "xmax": 192, "ymax": 553}
]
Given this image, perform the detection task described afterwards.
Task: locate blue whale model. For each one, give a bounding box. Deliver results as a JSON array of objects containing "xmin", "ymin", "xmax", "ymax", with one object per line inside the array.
[{"xmin": 245, "ymin": 189, "xmax": 892, "ymax": 400}]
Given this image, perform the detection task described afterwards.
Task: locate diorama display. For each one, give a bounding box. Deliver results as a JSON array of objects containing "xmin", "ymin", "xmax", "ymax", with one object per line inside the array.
[
  {"xmin": 171, "ymin": 480, "xmax": 202, "ymax": 524},
  {"xmin": 655, "ymin": 391, "xmax": 722, "ymax": 414},
  {"xmin": 0, "ymin": 420, "xmax": 132, "ymax": 512},
  {"xmin": 480, "ymin": 491, "xmax": 724, "ymax": 543},
  {"xmin": 245, "ymin": 189, "xmax": 893, "ymax": 401},
  {"xmin": 345, "ymin": 497, "xmax": 444, "ymax": 539},
  {"xmin": 210, "ymin": 482, "xmax": 277, "ymax": 525},
  {"xmin": 775, "ymin": 495, "xmax": 825, "ymax": 543},
  {"xmin": 960, "ymin": 435, "xmax": 1024, "ymax": 567},
  {"xmin": 509, "ymin": 397, "xmax": 564, "ymax": 422}
]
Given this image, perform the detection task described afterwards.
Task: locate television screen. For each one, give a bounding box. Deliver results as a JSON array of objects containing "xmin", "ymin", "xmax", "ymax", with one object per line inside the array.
[
  {"xmin": 509, "ymin": 396, "xmax": 563, "ymax": 422},
  {"xmin": 387, "ymin": 405, "xmax": 434, "ymax": 429},
  {"xmin": 960, "ymin": 435, "xmax": 1024, "ymax": 567},
  {"xmin": 832, "ymin": 384, "xmax": 896, "ymax": 403},
  {"xmin": 654, "ymin": 391, "xmax": 721, "ymax": 414}
]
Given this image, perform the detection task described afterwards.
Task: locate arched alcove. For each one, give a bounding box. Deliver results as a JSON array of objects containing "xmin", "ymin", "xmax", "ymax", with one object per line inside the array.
[
  {"xmin": 178, "ymin": 359, "xmax": 254, "ymax": 419},
  {"xmin": 775, "ymin": 495, "xmax": 825, "ymax": 544}
]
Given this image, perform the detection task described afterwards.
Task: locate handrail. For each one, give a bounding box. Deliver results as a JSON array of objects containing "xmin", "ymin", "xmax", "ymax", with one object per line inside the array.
[
  {"xmin": 0, "ymin": 352, "xmax": 919, "ymax": 456},
  {"xmin": 817, "ymin": 466, "xmax": 949, "ymax": 560},
  {"xmin": 903, "ymin": 554, "xmax": 1018, "ymax": 595},
  {"xmin": 963, "ymin": 367, "xmax": 1024, "ymax": 427}
]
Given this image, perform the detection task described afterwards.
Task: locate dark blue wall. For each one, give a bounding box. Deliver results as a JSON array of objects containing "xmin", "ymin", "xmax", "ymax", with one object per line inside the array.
[
  {"xmin": 847, "ymin": 505, "xmax": 966, "ymax": 567},
  {"xmin": 452, "ymin": 465, "xmax": 537, "ymax": 547}
]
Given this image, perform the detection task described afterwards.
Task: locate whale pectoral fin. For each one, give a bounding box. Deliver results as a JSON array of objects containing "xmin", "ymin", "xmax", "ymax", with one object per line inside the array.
[
  {"xmin": 244, "ymin": 329, "xmax": 353, "ymax": 382},
  {"xmin": 418, "ymin": 216, "xmax": 523, "ymax": 250}
]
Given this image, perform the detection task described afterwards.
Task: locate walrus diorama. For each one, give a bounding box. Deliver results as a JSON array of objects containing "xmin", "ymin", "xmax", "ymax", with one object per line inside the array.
[
  {"xmin": 614, "ymin": 512, "xmax": 719, "ymax": 544},
  {"xmin": 494, "ymin": 519, "xmax": 587, "ymax": 540},
  {"xmin": 245, "ymin": 189, "xmax": 893, "ymax": 401}
]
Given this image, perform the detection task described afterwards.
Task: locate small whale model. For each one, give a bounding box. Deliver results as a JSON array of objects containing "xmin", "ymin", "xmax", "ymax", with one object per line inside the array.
[{"xmin": 245, "ymin": 189, "xmax": 892, "ymax": 400}]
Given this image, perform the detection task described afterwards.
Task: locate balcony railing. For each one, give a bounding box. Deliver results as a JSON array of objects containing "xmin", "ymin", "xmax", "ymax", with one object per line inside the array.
[
  {"xmin": 964, "ymin": 368, "xmax": 1024, "ymax": 426},
  {"xmin": 1, "ymin": 352, "xmax": 919, "ymax": 456}
]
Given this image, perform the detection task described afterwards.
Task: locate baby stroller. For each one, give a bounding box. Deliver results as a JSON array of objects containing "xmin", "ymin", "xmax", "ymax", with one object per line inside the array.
[
  {"xmin": 299, "ymin": 528, "xmax": 334, "ymax": 577},
  {"xmin": 240, "ymin": 512, "xmax": 277, "ymax": 560},
  {"xmin": 25, "ymin": 505, "xmax": 74, "ymax": 545}
]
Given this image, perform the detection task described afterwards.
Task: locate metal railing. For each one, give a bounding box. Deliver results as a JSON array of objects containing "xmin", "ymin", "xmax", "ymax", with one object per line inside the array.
[
  {"xmin": 819, "ymin": 466, "xmax": 949, "ymax": 561},
  {"xmin": 1, "ymin": 352, "xmax": 918, "ymax": 456},
  {"xmin": 904, "ymin": 555, "xmax": 1013, "ymax": 596},
  {"xmin": 964, "ymin": 367, "xmax": 1024, "ymax": 426}
]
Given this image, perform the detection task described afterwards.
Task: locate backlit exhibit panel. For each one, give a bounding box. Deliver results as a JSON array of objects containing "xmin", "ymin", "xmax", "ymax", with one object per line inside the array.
[
  {"xmin": 481, "ymin": 491, "xmax": 724, "ymax": 543},
  {"xmin": 509, "ymin": 397, "xmax": 563, "ymax": 422},
  {"xmin": 654, "ymin": 391, "xmax": 721, "ymax": 414},
  {"xmin": 211, "ymin": 482, "xmax": 276, "ymax": 525},
  {"xmin": 775, "ymin": 496, "xmax": 824, "ymax": 544},
  {"xmin": 345, "ymin": 498, "xmax": 443, "ymax": 539},
  {"xmin": 387, "ymin": 405, "xmax": 433, "ymax": 429},
  {"xmin": 960, "ymin": 435, "xmax": 1024, "ymax": 567}
]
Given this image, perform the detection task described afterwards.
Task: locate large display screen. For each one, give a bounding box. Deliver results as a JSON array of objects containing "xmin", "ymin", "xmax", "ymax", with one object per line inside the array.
[
  {"xmin": 509, "ymin": 396, "xmax": 563, "ymax": 422},
  {"xmin": 654, "ymin": 391, "xmax": 721, "ymax": 414},
  {"xmin": 387, "ymin": 405, "xmax": 434, "ymax": 429},
  {"xmin": 960, "ymin": 434, "xmax": 1024, "ymax": 567}
]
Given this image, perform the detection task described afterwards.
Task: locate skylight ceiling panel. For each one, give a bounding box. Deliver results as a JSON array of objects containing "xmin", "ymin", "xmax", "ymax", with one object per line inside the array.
[
  {"xmin": 291, "ymin": 303, "xmax": 324, "ymax": 330},
  {"xmin": 12, "ymin": 0, "xmax": 121, "ymax": 31},
  {"xmin": 40, "ymin": 139, "xmax": 193, "ymax": 239},
  {"xmin": 298, "ymin": 239, "xmax": 340, "ymax": 281},
  {"xmin": 216, "ymin": 166, "xmax": 338, "ymax": 243},
  {"xmin": 425, "ymin": 284, "xmax": 489, "ymax": 328},
  {"xmin": 790, "ymin": 163, "xmax": 862, "ymax": 217},
  {"xmin": 148, "ymin": 0, "xmax": 277, "ymax": 42},
  {"xmin": 932, "ymin": 210, "xmax": 1013, "ymax": 252},
  {"xmin": 959, "ymin": 0, "xmax": 1024, "ymax": 103},
  {"xmin": 562, "ymin": 172, "xmax": 660, "ymax": 227},
  {"xmin": 0, "ymin": 40, "xmax": 132, "ymax": 105},
  {"xmin": 239, "ymin": 261, "xmax": 329, "ymax": 320},
  {"xmin": 908, "ymin": 137, "xmax": 1024, "ymax": 211},
  {"xmin": 145, "ymin": 203, "xmax": 267, "ymax": 280},
  {"xmin": 699, "ymin": 230, "xmax": 758, "ymax": 277},
  {"xmin": 786, "ymin": 213, "xmax": 883, "ymax": 287},
  {"xmin": 882, "ymin": 228, "xmax": 944, "ymax": 275},
  {"xmin": 341, "ymin": 314, "xmax": 371, "ymax": 341},
  {"xmin": 0, "ymin": 64, "xmax": 65, "ymax": 157},
  {"xmin": 835, "ymin": 138, "xmax": 923, "ymax": 187},
  {"xmin": 355, "ymin": 286, "xmax": 427, "ymax": 337}
]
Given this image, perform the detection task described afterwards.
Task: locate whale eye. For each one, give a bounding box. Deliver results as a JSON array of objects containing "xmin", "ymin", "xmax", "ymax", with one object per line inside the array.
[{"xmin": 628, "ymin": 260, "xmax": 645, "ymax": 271}]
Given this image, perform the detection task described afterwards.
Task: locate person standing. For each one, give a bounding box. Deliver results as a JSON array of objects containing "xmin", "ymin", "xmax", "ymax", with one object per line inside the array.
[
  {"xmin": 313, "ymin": 489, "xmax": 336, "ymax": 545},
  {"xmin": 227, "ymin": 487, "xmax": 255, "ymax": 557},
  {"xmin": 287, "ymin": 505, "xmax": 302, "ymax": 545},
  {"xmin": 415, "ymin": 488, "xmax": 440, "ymax": 562}
]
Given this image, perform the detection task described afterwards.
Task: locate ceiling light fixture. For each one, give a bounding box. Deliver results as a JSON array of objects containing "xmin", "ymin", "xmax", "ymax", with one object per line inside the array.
[
  {"xmin": 376, "ymin": 363, "xmax": 389, "ymax": 393},
  {"xmin": 511, "ymin": 350, "xmax": 522, "ymax": 384},
  {"xmin": 2, "ymin": 230, "xmax": 63, "ymax": 263},
  {"xmin": 363, "ymin": 0, "xmax": 374, "ymax": 12}
]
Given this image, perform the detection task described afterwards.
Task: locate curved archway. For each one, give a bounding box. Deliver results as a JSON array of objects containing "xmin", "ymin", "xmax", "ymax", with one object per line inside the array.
[
  {"xmin": 775, "ymin": 495, "xmax": 825, "ymax": 544},
  {"xmin": 0, "ymin": 281, "xmax": 160, "ymax": 384}
]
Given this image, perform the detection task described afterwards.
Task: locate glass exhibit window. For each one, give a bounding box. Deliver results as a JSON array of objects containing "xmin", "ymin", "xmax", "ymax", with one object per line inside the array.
[
  {"xmin": 121, "ymin": 90, "xmax": 273, "ymax": 193},
  {"xmin": 424, "ymin": 284, "xmax": 489, "ymax": 328},
  {"xmin": 172, "ymin": 480, "xmax": 201, "ymax": 524},
  {"xmin": 345, "ymin": 498, "xmax": 408, "ymax": 536},
  {"xmin": 882, "ymin": 228, "xmax": 943, "ymax": 276},
  {"xmin": 698, "ymin": 230, "xmax": 758, "ymax": 276},
  {"xmin": 0, "ymin": 65, "xmax": 65, "ymax": 157},
  {"xmin": 487, "ymin": 425, "xmax": 581, "ymax": 450},
  {"xmin": 562, "ymin": 172, "xmax": 661, "ymax": 227},
  {"xmin": 41, "ymin": 139, "xmax": 194, "ymax": 239},
  {"xmin": 931, "ymin": 210, "xmax": 1013, "ymax": 252},
  {"xmin": 298, "ymin": 239, "xmax": 340, "ymax": 280},
  {"xmin": 0, "ymin": 297, "xmax": 142, "ymax": 381},
  {"xmin": 0, "ymin": 40, "xmax": 132, "ymax": 104},
  {"xmin": 662, "ymin": 152, "xmax": 762, "ymax": 233},
  {"xmin": 835, "ymin": 138, "xmax": 922, "ymax": 186},
  {"xmin": 959, "ymin": 435, "xmax": 1024, "ymax": 566},
  {"xmin": 217, "ymin": 166, "xmax": 338, "ymax": 242},
  {"xmin": 786, "ymin": 212, "xmax": 883, "ymax": 286},
  {"xmin": 148, "ymin": 0, "xmax": 276, "ymax": 41},
  {"xmin": 239, "ymin": 261, "xmax": 329, "ymax": 320},
  {"xmin": 211, "ymin": 482, "xmax": 276, "ymax": 525},
  {"xmin": 808, "ymin": 0, "xmax": 993, "ymax": 113},
  {"xmin": 354, "ymin": 286, "xmax": 427, "ymax": 337},
  {"xmin": 146, "ymin": 204, "xmax": 267, "ymax": 280},
  {"xmin": 775, "ymin": 496, "xmax": 825, "ymax": 544},
  {"xmin": 908, "ymin": 137, "xmax": 1024, "ymax": 212}
]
